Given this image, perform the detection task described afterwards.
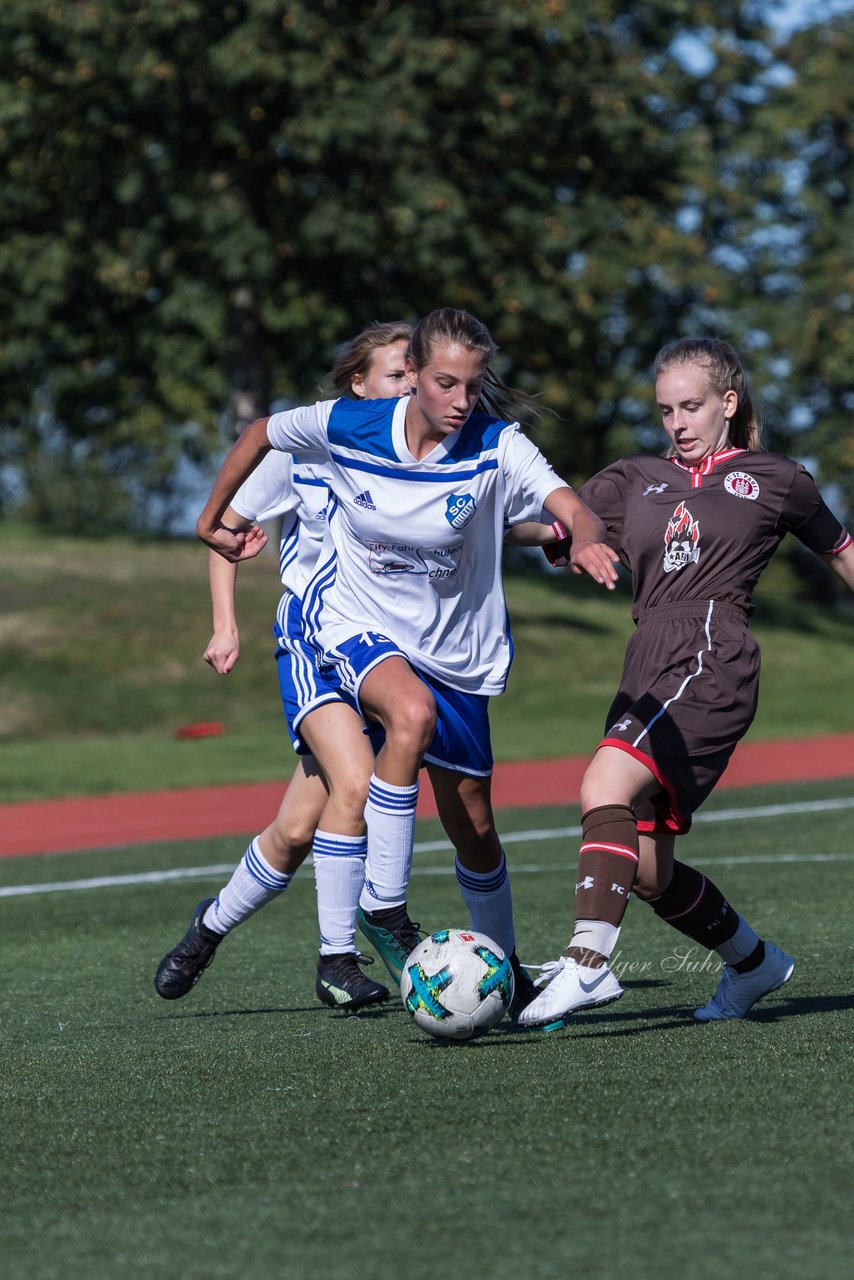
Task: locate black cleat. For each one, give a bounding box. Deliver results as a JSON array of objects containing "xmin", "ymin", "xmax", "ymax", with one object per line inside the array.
[
  {"xmin": 315, "ymin": 952, "xmax": 391, "ymax": 1010},
  {"xmin": 507, "ymin": 951, "xmax": 538, "ymax": 1024},
  {"xmin": 154, "ymin": 898, "xmax": 223, "ymax": 999}
]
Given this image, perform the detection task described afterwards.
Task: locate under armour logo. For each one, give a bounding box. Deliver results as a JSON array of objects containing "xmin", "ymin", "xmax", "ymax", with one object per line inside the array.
[
  {"xmin": 576, "ymin": 875, "xmax": 595, "ymax": 891},
  {"xmin": 610, "ymin": 719, "xmax": 632, "ymax": 733},
  {"xmin": 642, "ymin": 482, "xmax": 669, "ymax": 496}
]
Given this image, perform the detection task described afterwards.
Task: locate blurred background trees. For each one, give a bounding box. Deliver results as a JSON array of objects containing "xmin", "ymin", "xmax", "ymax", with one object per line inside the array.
[{"xmin": 1, "ymin": 0, "xmax": 851, "ymax": 531}]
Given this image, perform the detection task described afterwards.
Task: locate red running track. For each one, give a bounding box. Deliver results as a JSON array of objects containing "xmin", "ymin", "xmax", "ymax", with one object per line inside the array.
[{"xmin": 1, "ymin": 733, "xmax": 853, "ymax": 859}]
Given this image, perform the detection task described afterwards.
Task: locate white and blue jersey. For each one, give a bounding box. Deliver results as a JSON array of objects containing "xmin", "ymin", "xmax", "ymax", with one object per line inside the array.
[
  {"xmin": 266, "ymin": 396, "xmax": 564, "ymax": 696},
  {"xmin": 230, "ymin": 451, "xmax": 344, "ymax": 752},
  {"xmin": 230, "ymin": 451, "xmax": 330, "ymax": 596}
]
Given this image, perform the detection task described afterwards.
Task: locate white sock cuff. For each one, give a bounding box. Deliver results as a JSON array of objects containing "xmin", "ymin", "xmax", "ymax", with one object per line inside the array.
[
  {"xmin": 367, "ymin": 774, "xmax": 420, "ymax": 814},
  {"xmin": 571, "ymin": 919, "xmax": 621, "ymax": 961},
  {"xmin": 312, "ymin": 830, "xmax": 368, "ymax": 859},
  {"xmin": 244, "ymin": 837, "xmax": 292, "ymax": 890}
]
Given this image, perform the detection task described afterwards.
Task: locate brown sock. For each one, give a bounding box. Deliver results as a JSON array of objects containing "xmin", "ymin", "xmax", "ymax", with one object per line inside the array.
[
  {"xmin": 567, "ymin": 805, "xmax": 638, "ymax": 965},
  {"xmin": 648, "ymin": 860, "xmax": 737, "ymax": 948}
]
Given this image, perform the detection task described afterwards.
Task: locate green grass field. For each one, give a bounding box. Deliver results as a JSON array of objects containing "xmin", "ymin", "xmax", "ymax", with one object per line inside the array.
[
  {"xmin": 3, "ymin": 777, "xmax": 853, "ymax": 1279},
  {"xmin": 1, "ymin": 522, "xmax": 853, "ymax": 802}
]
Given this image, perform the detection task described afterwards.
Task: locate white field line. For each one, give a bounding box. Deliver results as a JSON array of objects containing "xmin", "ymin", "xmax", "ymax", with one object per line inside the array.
[{"xmin": 1, "ymin": 794, "xmax": 853, "ymax": 900}]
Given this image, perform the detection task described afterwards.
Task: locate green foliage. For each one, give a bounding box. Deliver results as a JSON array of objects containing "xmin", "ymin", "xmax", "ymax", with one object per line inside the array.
[
  {"xmin": 747, "ymin": 15, "xmax": 854, "ymax": 508},
  {"xmin": 1, "ymin": 0, "xmax": 819, "ymax": 529},
  {"xmin": 0, "ymin": 2, "xmax": 851, "ymax": 529}
]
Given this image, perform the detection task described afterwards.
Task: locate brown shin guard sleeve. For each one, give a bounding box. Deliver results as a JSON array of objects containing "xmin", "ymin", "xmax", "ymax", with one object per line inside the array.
[
  {"xmin": 574, "ymin": 805, "xmax": 639, "ymax": 928},
  {"xmin": 649, "ymin": 859, "xmax": 737, "ymax": 949}
]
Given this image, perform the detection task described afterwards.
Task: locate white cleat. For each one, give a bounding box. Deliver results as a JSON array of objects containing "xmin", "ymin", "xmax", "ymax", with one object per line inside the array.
[
  {"xmin": 516, "ymin": 957, "xmax": 624, "ymax": 1031},
  {"xmin": 694, "ymin": 943, "xmax": 794, "ymax": 1022}
]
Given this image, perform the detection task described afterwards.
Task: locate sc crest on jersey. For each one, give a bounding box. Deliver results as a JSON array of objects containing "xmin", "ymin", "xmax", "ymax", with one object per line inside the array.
[{"xmin": 445, "ymin": 493, "xmax": 477, "ymax": 530}]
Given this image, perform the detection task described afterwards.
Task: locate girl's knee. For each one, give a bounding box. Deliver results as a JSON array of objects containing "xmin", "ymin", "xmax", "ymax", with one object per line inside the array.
[
  {"xmin": 632, "ymin": 868, "xmax": 667, "ymax": 901},
  {"xmin": 579, "ymin": 759, "xmax": 619, "ymax": 813},
  {"xmin": 261, "ymin": 826, "xmax": 313, "ymax": 873},
  {"xmin": 386, "ymin": 690, "xmax": 436, "ymax": 753},
  {"xmin": 329, "ymin": 771, "xmax": 371, "ymax": 825}
]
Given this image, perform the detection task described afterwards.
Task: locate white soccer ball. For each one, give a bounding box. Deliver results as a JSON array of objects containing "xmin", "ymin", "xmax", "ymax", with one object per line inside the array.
[{"xmin": 400, "ymin": 928, "xmax": 515, "ymax": 1041}]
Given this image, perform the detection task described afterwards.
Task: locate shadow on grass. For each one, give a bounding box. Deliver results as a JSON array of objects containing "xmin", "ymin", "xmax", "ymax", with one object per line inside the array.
[
  {"xmin": 576, "ymin": 992, "xmax": 854, "ymax": 1039},
  {"xmin": 150, "ymin": 1001, "xmax": 402, "ymax": 1023},
  {"xmin": 748, "ymin": 992, "xmax": 854, "ymax": 1021},
  {"xmin": 486, "ymin": 985, "xmax": 854, "ymax": 1043},
  {"xmin": 144, "ymin": 989, "xmax": 854, "ymax": 1041}
]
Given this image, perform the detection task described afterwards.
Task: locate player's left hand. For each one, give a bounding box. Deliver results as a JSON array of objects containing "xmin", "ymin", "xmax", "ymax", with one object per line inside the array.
[
  {"xmin": 569, "ymin": 540, "xmax": 620, "ymax": 589},
  {"xmin": 541, "ymin": 519, "xmax": 572, "ymax": 568},
  {"xmin": 204, "ymin": 626, "xmax": 241, "ymax": 674}
]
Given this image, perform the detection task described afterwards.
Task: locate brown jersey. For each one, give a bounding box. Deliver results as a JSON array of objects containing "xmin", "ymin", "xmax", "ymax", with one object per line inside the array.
[
  {"xmin": 579, "ymin": 448, "xmax": 850, "ymax": 620},
  {"xmin": 578, "ymin": 449, "xmax": 850, "ymax": 833}
]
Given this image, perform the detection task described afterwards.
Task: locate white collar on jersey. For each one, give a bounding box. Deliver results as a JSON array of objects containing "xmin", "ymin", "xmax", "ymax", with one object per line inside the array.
[{"xmin": 393, "ymin": 395, "xmax": 461, "ymax": 465}]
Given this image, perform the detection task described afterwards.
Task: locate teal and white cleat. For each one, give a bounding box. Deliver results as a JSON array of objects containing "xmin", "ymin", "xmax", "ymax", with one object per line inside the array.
[{"xmin": 356, "ymin": 905, "xmax": 423, "ymax": 986}]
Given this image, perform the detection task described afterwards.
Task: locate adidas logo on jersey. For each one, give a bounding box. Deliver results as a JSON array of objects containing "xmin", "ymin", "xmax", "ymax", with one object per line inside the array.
[{"xmin": 354, "ymin": 490, "xmax": 376, "ymax": 510}]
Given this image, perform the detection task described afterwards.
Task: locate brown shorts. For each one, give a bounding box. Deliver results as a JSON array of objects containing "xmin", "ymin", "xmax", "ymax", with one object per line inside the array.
[{"xmin": 597, "ymin": 601, "xmax": 759, "ymax": 834}]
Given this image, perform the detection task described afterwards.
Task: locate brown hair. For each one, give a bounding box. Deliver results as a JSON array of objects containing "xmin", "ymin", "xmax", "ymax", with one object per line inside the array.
[
  {"xmin": 654, "ymin": 337, "xmax": 762, "ymax": 452},
  {"xmin": 408, "ymin": 307, "xmax": 540, "ymax": 420},
  {"xmin": 328, "ymin": 321, "xmax": 413, "ymax": 397}
]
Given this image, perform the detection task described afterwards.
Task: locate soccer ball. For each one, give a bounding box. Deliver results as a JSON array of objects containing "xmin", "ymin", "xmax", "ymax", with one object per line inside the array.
[{"xmin": 400, "ymin": 928, "xmax": 515, "ymax": 1041}]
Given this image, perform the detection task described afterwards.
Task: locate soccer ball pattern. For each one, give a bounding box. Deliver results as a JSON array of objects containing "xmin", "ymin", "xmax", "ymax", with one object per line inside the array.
[{"xmin": 400, "ymin": 928, "xmax": 515, "ymax": 1041}]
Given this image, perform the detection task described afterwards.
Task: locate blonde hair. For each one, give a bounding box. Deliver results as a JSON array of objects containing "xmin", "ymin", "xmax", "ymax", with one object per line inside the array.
[
  {"xmin": 654, "ymin": 337, "xmax": 762, "ymax": 452},
  {"xmin": 328, "ymin": 321, "xmax": 413, "ymax": 397}
]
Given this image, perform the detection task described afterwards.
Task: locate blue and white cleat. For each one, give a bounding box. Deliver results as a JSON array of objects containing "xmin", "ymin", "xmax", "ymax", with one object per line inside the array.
[{"xmin": 694, "ymin": 943, "xmax": 794, "ymax": 1021}]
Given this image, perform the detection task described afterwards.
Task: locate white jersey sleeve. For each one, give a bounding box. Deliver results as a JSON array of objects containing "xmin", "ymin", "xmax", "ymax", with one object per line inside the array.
[
  {"xmin": 231, "ymin": 451, "xmax": 299, "ymax": 523},
  {"xmin": 266, "ymin": 401, "xmax": 337, "ymax": 460},
  {"xmin": 230, "ymin": 444, "xmax": 332, "ymax": 595},
  {"xmin": 500, "ymin": 427, "xmax": 566, "ymax": 521}
]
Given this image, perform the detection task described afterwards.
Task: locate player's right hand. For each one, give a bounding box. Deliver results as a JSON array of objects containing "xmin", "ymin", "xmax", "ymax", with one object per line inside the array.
[
  {"xmin": 569, "ymin": 539, "xmax": 620, "ymax": 589},
  {"xmin": 197, "ymin": 519, "xmax": 268, "ymax": 563}
]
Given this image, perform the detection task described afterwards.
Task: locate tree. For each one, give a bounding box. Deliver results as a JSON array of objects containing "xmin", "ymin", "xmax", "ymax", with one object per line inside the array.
[
  {"xmin": 0, "ymin": 1, "xmax": 794, "ymax": 528},
  {"xmin": 746, "ymin": 12, "xmax": 854, "ymax": 516}
]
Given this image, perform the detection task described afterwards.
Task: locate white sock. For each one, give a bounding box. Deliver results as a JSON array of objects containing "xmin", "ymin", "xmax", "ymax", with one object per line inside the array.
[
  {"xmin": 204, "ymin": 837, "xmax": 293, "ymax": 935},
  {"xmin": 359, "ymin": 775, "xmax": 419, "ymax": 913},
  {"xmin": 312, "ymin": 830, "xmax": 367, "ymax": 955},
  {"xmin": 454, "ymin": 850, "xmax": 515, "ymax": 956},
  {"xmin": 569, "ymin": 919, "xmax": 621, "ymax": 962},
  {"xmin": 715, "ymin": 915, "xmax": 760, "ymax": 966}
]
